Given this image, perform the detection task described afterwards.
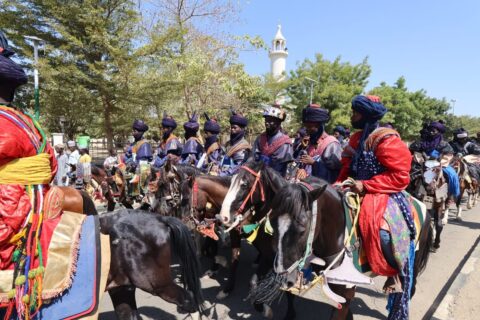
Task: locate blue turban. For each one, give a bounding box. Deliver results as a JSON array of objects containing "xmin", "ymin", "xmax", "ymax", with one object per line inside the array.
[
  {"xmin": 0, "ymin": 55, "xmax": 28, "ymax": 102},
  {"xmin": 0, "ymin": 31, "xmax": 14, "ymax": 58},
  {"xmin": 428, "ymin": 121, "xmax": 446, "ymax": 134},
  {"xmin": 333, "ymin": 125, "xmax": 346, "ymax": 136},
  {"xmin": 302, "ymin": 104, "xmax": 330, "ymax": 123},
  {"xmin": 230, "ymin": 110, "xmax": 248, "ymax": 127},
  {"xmin": 184, "ymin": 112, "xmax": 200, "ymax": 134},
  {"xmin": 162, "ymin": 115, "xmax": 177, "ymax": 129},
  {"xmin": 204, "ymin": 113, "xmax": 221, "ymax": 134},
  {"xmin": 132, "ymin": 119, "xmax": 149, "ymax": 132},
  {"xmin": 351, "ymin": 95, "xmax": 387, "ymax": 121}
]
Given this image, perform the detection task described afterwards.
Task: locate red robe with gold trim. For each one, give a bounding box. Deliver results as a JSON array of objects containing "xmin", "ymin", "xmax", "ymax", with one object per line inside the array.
[
  {"xmin": 0, "ymin": 106, "xmax": 57, "ymax": 269},
  {"xmin": 337, "ymin": 129, "xmax": 412, "ymax": 276}
]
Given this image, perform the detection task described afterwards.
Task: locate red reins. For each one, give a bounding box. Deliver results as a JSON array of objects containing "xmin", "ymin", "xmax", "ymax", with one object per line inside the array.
[{"xmin": 236, "ymin": 166, "xmax": 265, "ymax": 215}]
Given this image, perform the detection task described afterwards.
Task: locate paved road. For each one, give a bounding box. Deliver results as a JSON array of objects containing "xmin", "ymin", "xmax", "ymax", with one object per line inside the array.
[{"xmin": 98, "ymin": 199, "xmax": 480, "ymax": 320}]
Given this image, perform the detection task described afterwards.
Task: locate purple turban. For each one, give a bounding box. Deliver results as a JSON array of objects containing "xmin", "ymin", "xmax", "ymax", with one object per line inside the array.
[
  {"xmin": 230, "ymin": 110, "xmax": 248, "ymax": 127},
  {"xmin": 351, "ymin": 95, "xmax": 387, "ymax": 121},
  {"xmin": 428, "ymin": 121, "xmax": 446, "ymax": 134},
  {"xmin": 132, "ymin": 119, "xmax": 149, "ymax": 132},
  {"xmin": 184, "ymin": 112, "xmax": 200, "ymax": 134},
  {"xmin": 204, "ymin": 113, "xmax": 221, "ymax": 134},
  {"xmin": 162, "ymin": 112, "xmax": 177, "ymax": 129},
  {"xmin": 333, "ymin": 125, "xmax": 346, "ymax": 136},
  {"xmin": 302, "ymin": 103, "xmax": 330, "ymax": 123},
  {"xmin": 0, "ymin": 31, "xmax": 14, "ymax": 58},
  {"xmin": 0, "ymin": 55, "xmax": 27, "ymax": 102}
]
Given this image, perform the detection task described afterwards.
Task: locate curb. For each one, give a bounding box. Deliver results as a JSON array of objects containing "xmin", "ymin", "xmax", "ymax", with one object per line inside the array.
[{"xmin": 430, "ymin": 235, "xmax": 480, "ymax": 320}]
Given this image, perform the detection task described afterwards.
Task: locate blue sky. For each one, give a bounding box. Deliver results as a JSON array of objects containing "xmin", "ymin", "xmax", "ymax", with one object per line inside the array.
[{"xmin": 230, "ymin": 0, "xmax": 479, "ymax": 116}]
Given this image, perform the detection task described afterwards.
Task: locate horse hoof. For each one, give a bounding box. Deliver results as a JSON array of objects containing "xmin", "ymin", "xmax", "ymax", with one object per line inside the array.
[
  {"xmin": 433, "ymin": 242, "xmax": 440, "ymax": 249},
  {"xmin": 456, "ymin": 216, "xmax": 463, "ymax": 222},
  {"xmin": 214, "ymin": 255, "xmax": 228, "ymax": 268},
  {"xmin": 262, "ymin": 304, "xmax": 273, "ymax": 319},
  {"xmin": 189, "ymin": 311, "xmax": 201, "ymax": 320},
  {"xmin": 216, "ymin": 290, "xmax": 229, "ymax": 300}
]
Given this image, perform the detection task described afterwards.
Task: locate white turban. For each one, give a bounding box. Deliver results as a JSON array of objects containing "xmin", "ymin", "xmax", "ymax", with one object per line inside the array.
[{"xmin": 67, "ymin": 140, "xmax": 76, "ymax": 147}]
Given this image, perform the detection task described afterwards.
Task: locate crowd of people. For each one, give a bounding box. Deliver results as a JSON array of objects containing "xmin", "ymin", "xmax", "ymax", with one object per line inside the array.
[{"xmin": 3, "ymin": 27, "xmax": 480, "ymax": 319}]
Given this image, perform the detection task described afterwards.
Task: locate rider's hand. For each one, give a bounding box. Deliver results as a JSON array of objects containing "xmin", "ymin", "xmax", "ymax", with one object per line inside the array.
[
  {"xmin": 299, "ymin": 155, "xmax": 315, "ymax": 165},
  {"xmin": 351, "ymin": 181, "xmax": 365, "ymax": 195}
]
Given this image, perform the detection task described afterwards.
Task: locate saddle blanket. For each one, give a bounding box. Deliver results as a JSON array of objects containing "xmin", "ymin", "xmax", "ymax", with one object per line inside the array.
[
  {"xmin": 345, "ymin": 192, "xmax": 426, "ymax": 274},
  {"xmin": 0, "ymin": 214, "xmax": 102, "ymax": 319}
]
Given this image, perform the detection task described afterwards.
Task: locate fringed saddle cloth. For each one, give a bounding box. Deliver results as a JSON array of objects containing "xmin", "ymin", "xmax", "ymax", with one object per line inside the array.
[
  {"xmin": 344, "ymin": 192, "xmax": 426, "ymax": 274},
  {"xmin": 0, "ymin": 187, "xmax": 109, "ymax": 319}
]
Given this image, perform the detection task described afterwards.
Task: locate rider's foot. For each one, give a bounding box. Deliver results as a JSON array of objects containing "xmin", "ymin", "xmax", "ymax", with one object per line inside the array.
[{"xmin": 382, "ymin": 276, "xmax": 403, "ymax": 294}]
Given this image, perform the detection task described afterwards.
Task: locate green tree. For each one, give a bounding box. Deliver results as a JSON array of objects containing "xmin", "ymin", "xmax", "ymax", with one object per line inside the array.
[{"xmin": 287, "ymin": 54, "xmax": 371, "ymax": 131}]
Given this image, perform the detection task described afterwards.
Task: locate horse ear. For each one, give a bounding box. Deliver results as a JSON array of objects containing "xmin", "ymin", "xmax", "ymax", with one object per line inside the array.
[{"xmin": 309, "ymin": 184, "xmax": 328, "ymax": 201}]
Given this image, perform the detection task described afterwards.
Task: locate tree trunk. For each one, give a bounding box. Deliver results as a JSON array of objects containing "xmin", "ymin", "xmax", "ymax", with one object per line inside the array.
[{"xmin": 102, "ymin": 96, "xmax": 114, "ymax": 150}]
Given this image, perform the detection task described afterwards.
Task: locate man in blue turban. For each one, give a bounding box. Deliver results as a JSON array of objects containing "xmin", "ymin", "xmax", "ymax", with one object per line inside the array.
[
  {"xmin": 153, "ymin": 113, "xmax": 182, "ymax": 168},
  {"xmin": 219, "ymin": 110, "xmax": 251, "ymax": 176},
  {"xmin": 201, "ymin": 113, "xmax": 222, "ymax": 172},
  {"xmin": 449, "ymin": 128, "xmax": 480, "ymax": 190},
  {"xmin": 180, "ymin": 112, "xmax": 204, "ymax": 166},
  {"xmin": 124, "ymin": 119, "xmax": 153, "ymax": 197},
  {"xmin": 297, "ymin": 103, "xmax": 342, "ymax": 182}
]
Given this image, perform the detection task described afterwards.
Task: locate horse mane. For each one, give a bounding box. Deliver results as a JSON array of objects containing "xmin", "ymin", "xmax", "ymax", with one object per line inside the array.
[
  {"xmin": 201, "ymin": 175, "xmax": 231, "ymax": 187},
  {"xmin": 271, "ymin": 184, "xmax": 310, "ymax": 219}
]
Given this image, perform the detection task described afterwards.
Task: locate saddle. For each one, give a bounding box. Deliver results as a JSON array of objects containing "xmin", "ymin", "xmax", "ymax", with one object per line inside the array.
[{"xmin": 0, "ymin": 187, "xmax": 108, "ymax": 319}]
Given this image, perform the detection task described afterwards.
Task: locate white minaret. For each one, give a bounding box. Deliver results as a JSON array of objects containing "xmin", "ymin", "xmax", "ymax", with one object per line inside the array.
[{"xmin": 269, "ymin": 25, "xmax": 288, "ymax": 81}]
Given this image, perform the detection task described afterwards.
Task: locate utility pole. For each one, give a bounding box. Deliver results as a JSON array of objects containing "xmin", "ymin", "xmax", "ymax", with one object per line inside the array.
[
  {"xmin": 24, "ymin": 36, "xmax": 43, "ymax": 120},
  {"xmin": 305, "ymin": 77, "xmax": 319, "ymax": 104},
  {"xmin": 450, "ymin": 99, "xmax": 456, "ymax": 115}
]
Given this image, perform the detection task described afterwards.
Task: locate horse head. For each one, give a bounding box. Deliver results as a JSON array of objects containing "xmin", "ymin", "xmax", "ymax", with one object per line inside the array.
[
  {"xmin": 269, "ymin": 183, "xmax": 327, "ymax": 288},
  {"xmin": 218, "ymin": 160, "xmax": 285, "ymax": 227},
  {"xmin": 153, "ymin": 161, "xmax": 186, "ymax": 216}
]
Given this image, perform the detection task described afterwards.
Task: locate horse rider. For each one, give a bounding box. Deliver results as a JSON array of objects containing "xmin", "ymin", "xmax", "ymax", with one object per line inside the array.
[
  {"xmin": 66, "ymin": 140, "xmax": 80, "ymax": 185},
  {"xmin": 252, "ymin": 104, "xmax": 293, "ymax": 177},
  {"xmin": 153, "ymin": 112, "xmax": 181, "ymax": 168},
  {"xmin": 336, "ymin": 95, "xmax": 416, "ymax": 319},
  {"xmin": 297, "ymin": 103, "xmax": 342, "ymax": 182},
  {"xmin": 333, "ymin": 125, "xmax": 349, "ymax": 148},
  {"xmin": 292, "ymin": 127, "xmax": 308, "ymax": 159},
  {"xmin": 409, "ymin": 120, "xmax": 460, "ymax": 204},
  {"xmin": 201, "ymin": 113, "xmax": 222, "ymax": 173},
  {"xmin": 180, "ymin": 111, "xmax": 204, "ymax": 166},
  {"xmin": 0, "ymin": 31, "xmax": 59, "ymax": 315},
  {"xmin": 450, "ymin": 128, "xmax": 480, "ymax": 181},
  {"xmin": 219, "ymin": 110, "xmax": 251, "ymax": 176},
  {"xmin": 124, "ymin": 119, "xmax": 153, "ymax": 197}
]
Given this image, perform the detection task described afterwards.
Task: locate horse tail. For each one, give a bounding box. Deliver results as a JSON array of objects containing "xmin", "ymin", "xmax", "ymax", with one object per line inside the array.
[
  {"xmin": 80, "ymin": 190, "xmax": 98, "ymax": 216},
  {"xmin": 164, "ymin": 216, "xmax": 205, "ymax": 313},
  {"xmin": 411, "ymin": 211, "xmax": 433, "ymax": 297}
]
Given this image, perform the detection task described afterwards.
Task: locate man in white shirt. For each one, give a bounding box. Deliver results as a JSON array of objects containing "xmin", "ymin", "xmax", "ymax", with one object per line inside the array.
[{"xmin": 66, "ymin": 140, "xmax": 80, "ymax": 185}]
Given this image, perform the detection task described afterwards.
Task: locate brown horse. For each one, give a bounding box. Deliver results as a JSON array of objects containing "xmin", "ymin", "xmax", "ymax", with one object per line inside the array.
[{"xmin": 263, "ymin": 181, "xmax": 432, "ymax": 320}]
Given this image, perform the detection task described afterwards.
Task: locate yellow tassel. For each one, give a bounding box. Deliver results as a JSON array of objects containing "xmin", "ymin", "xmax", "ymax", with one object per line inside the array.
[
  {"xmin": 15, "ymin": 275, "xmax": 26, "ymax": 286},
  {"xmin": 246, "ymin": 226, "xmax": 260, "ymax": 244},
  {"xmin": 8, "ymin": 228, "xmax": 27, "ymax": 244},
  {"xmin": 7, "ymin": 289, "xmax": 16, "ymax": 299},
  {"xmin": 22, "ymin": 294, "xmax": 30, "ymax": 304}
]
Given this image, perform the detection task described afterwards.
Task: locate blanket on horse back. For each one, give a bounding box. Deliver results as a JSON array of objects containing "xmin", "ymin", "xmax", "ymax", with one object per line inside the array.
[
  {"xmin": 342, "ymin": 191, "xmax": 426, "ymax": 275},
  {"xmin": 0, "ymin": 105, "xmax": 107, "ymax": 319}
]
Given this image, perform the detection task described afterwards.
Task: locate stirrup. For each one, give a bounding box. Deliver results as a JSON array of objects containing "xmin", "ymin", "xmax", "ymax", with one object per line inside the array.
[{"xmin": 325, "ymin": 253, "xmax": 373, "ymax": 286}]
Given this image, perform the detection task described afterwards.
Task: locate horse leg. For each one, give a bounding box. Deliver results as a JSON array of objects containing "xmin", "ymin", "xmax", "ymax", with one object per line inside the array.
[
  {"xmin": 442, "ymin": 199, "xmax": 449, "ymax": 225},
  {"xmin": 329, "ymin": 284, "xmax": 356, "ymax": 320},
  {"xmin": 456, "ymin": 191, "xmax": 463, "ymax": 221},
  {"xmin": 108, "ymin": 286, "xmax": 141, "ymax": 320},
  {"xmin": 217, "ymin": 230, "xmax": 242, "ymax": 299},
  {"xmin": 284, "ymin": 292, "xmax": 297, "ymax": 320},
  {"xmin": 202, "ymin": 236, "xmax": 220, "ymax": 277},
  {"xmin": 433, "ymin": 206, "xmax": 443, "ymax": 250}
]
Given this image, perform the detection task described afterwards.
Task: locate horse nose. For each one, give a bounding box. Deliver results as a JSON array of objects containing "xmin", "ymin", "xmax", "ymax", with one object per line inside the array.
[{"xmin": 287, "ymin": 280, "xmax": 295, "ymax": 288}]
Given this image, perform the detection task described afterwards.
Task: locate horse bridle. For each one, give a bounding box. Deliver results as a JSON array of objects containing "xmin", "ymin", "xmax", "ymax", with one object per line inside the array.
[{"xmin": 224, "ymin": 165, "xmax": 265, "ymax": 232}]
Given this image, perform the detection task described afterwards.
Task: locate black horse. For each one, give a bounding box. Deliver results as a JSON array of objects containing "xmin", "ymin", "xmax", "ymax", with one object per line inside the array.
[
  {"xmin": 99, "ymin": 209, "xmax": 205, "ymax": 319},
  {"xmin": 264, "ymin": 181, "xmax": 432, "ymax": 319},
  {"xmin": 219, "ymin": 160, "xmax": 301, "ymax": 318}
]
